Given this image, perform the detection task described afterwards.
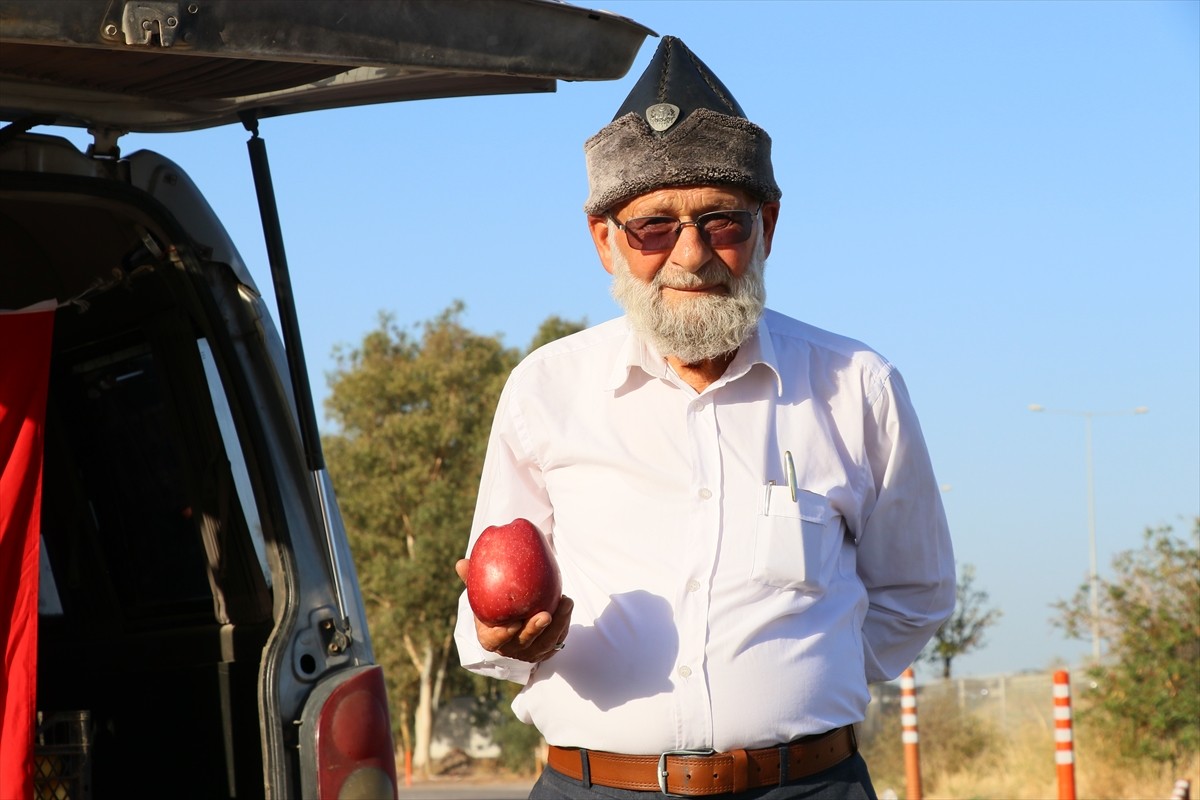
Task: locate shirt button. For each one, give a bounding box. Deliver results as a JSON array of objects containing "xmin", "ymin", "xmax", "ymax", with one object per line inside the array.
[
  {"xmin": 686, "ymin": 580, "xmax": 701, "ymax": 593},
  {"xmin": 678, "ymin": 666, "xmax": 692, "ymax": 678},
  {"xmin": 691, "ymin": 401, "xmax": 704, "ymax": 413},
  {"xmin": 697, "ymin": 488, "xmax": 712, "ymax": 500}
]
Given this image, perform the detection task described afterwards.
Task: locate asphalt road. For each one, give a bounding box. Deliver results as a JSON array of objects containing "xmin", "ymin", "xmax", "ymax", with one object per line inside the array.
[{"xmin": 399, "ymin": 780, "xmax": 535, "ymax": 799}]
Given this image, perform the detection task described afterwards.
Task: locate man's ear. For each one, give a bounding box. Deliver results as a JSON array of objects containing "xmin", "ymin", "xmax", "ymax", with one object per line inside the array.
[
  {"xmin": 587, "ymin": 215, "xmax": 616, "ymax": 276},
  {"xmin": 759, "ymin": 201, "xmax": 781, "ymax": 259}
]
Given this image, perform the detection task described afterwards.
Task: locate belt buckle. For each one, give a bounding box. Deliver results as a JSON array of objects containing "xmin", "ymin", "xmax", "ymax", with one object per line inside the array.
[{"xmin": 657, "ymin": 748, "xmax": 716, "ymax": 797}]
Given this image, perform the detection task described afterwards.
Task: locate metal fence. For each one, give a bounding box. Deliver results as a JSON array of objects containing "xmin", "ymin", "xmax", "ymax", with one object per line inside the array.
[{"xmin": 862, "ymin": 668, "xmax": 1088, "ymax": 740}]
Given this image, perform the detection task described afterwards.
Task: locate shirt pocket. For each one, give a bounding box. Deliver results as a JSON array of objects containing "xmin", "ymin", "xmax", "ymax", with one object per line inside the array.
[{"xmin": 750, "ymin": 487, "xmax": 840, "ymax": 593}]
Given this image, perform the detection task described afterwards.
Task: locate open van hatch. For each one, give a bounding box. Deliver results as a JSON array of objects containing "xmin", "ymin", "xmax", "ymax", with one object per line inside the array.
[
  {"xmin": 0, "ymin": 0, "xmax": 653, "ymax": 132},
  {"xmin": 0, "ymin": 3, "xmax": 652, "ymax": 797}
]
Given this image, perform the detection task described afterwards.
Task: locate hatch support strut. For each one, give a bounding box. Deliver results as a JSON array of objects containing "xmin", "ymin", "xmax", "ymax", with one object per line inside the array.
[{"xmin": 241, "ymin": 113, "xmax": 352, "ymax": 650}]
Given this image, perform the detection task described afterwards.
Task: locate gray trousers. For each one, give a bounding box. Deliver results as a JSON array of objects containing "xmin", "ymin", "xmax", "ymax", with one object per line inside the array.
[{"xmin": 528, "ymin": 752, "xmax": 878, "ymax": 800}]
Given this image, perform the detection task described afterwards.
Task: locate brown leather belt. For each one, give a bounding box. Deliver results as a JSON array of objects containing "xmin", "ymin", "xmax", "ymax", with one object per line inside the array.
[{"xmin": 546, "ymin": 725, "xmax": 857, "ymax": 796}]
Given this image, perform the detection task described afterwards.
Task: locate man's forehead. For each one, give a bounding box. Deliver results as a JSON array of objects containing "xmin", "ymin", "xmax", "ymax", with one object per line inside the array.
[{"xmin": 618, "ymin": 185, "xmax": 752, "ymax": 216}]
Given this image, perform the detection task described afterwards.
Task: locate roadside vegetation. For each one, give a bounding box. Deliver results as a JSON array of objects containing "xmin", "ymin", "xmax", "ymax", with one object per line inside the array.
[
  {"xmin": 862, "ymin": 693, "xmax": 1199, "ymax": 799},
  {"xmin": 866, "ymin": 518, "xmax": 1199, "ymax": 798}
]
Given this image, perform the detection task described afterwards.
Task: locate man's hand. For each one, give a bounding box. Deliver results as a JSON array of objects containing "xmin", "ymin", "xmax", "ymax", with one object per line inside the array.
[{"xmin": 456, "ymin": 558, "xmax": 573, "ymax": 663}]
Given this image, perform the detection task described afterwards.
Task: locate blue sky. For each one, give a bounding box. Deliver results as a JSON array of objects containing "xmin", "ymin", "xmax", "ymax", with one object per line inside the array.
[{"xmin": 51, "ymin": 0, "xmax": 1198, "ymax": 679}]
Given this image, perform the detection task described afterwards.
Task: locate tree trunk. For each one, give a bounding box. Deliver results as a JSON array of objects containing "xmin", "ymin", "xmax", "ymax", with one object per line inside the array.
[
  {"xmin": 430, "ymin": 625, "xmax": 455, "ymax": 718},
  {"xmin": 942, "ymin": 656, "xmax": 952, "ymax": 679},
  {"xmin": 412, "ymin": 642, "xmax": 436, "ymax": 776},
  {"xmin": 404, "ymin": 627, "xmax": 457, "ymax": 776},
  {"xmin": 396, "ymin": 698, "xmax": 413, "ymax": 787}
]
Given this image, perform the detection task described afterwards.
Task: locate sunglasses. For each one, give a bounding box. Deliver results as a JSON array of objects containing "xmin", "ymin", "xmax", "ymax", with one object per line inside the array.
[{"xmin": 609, "ymin": 204, "xmax": 762, "ymax": 252}]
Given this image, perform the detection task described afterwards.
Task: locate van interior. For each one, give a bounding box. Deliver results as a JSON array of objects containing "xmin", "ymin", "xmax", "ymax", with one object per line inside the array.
[{"xmin": 3, "ymin": 157, "xmax": 275, "ymax": 798}]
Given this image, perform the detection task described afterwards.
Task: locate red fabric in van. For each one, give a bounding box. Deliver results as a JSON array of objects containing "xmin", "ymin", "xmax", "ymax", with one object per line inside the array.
[{"xmin": 0, "ymin": 301, "xmax": 55, "ymax": 800}]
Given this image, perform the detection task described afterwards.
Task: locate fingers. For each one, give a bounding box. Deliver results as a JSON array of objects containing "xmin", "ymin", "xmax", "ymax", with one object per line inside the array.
[
  {"xmin": 454, "ymin": 558, "xmax": 469, "ymax": 583},
  {"xmin": 543, "ymin": 595, "xmax": 573, "ymax": 648},
  {"xmin": 490, "ymin": 595, "xmax": 575, "ymax": 663},
  {"xmin": 516, "ymin": 611, "xmax": 553, "ymax": 647},
  {"xmin": 475, "ymin": 617, "xmax": 522, "ymax": 652},
  {"xmin": 538, "ymin": 596, "xmax": 574, "ymax": 659}
]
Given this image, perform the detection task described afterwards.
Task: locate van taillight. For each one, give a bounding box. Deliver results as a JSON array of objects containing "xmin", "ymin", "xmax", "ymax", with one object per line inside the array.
[{"xmin": 313, "ymin": 666, "xmax": 397, "ymax": 800}]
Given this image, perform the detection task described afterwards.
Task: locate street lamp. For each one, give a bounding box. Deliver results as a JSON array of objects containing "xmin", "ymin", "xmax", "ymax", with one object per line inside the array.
[{"xmin": 1028, "ymin": 404, "xmax": 1149, "ymax": 661}]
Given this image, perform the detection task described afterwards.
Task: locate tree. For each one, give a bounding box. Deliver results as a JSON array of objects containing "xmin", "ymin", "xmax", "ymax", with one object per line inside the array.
[
  {"xmin": 528, "ymin": 315, "xmax": 586, "ymax": 352},
  {"xmin": 1054, "ymin": 519, "xmax": 1200, "ymax": 771},
  {"xmin": 323, "ymin": 304, "xmax": 586, "ymax": 774},
  {"xmin": 919, "ymin": 563, "xmax": 1002, "ymax": 679},
  {"xmin": 323, "ymin": 303, "xmax": 519, "ymax": 773}
]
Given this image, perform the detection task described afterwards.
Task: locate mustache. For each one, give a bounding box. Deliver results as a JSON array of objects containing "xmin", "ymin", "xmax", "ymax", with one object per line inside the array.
[{"xmin": 652, "ymin": 261, "xmax": 732, "ymax": 291}]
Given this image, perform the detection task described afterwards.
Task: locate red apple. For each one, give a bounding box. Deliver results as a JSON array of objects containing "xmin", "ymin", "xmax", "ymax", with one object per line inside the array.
[{"xmin": 466, "ymin": 518, "xmax": 561, "ymax": 626}]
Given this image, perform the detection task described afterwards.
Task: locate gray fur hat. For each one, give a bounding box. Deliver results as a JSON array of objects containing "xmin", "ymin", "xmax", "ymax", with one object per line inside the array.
[{"xmin": 583, "ymin": 36, "xmax": 781, "ymax": 215}]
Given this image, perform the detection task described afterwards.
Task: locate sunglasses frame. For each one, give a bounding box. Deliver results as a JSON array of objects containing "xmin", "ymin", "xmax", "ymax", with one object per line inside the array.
[{"xmin": 609, "ymin": 203, "xmax": 763, "ymax": 252}]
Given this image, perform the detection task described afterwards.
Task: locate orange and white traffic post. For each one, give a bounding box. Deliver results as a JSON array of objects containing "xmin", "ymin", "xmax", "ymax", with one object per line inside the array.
[
  {"xmin": 900, "ymin": 667, "xmax": 922, "ymax": 800},
  {"xmin": 1053, "ymin": 670, "xmax": 1076, "ymax": 800}
]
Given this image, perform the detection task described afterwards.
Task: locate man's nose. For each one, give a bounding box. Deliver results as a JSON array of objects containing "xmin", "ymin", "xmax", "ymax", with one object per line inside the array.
[{"xmin": 669, "ymin": 222, "xmax": 712, "ymax": 271}]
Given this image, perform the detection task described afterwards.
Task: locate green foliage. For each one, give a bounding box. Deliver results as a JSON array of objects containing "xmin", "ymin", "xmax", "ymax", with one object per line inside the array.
[
  {"xmin": 1054, "ymin": 519, "xmax": 1200, "ymax": 770},
  {"xmin": 528, "ymin": 315, "xmax": 586, "ymax": 352},
  {"xmin": 492, "ymin": 716, "xmax": 543, "ymax": 774},
  {"xmin": 919, "ymin": 563, "xmax": 1002, "ymax": 679}
]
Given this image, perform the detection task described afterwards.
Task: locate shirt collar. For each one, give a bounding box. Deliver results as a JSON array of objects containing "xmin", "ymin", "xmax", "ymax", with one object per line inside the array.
[
  {"xmin": 605, "ymin": 319, "xmax": 671, "ymax": 391},
  {"xmin": 604, "ymin": 314, "xmax": 784, "ymax": 396}
]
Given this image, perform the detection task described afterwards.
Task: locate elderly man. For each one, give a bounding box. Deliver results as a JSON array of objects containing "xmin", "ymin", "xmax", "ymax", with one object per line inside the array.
[{"xmin": 454, "ymin": 36, "xmax": 955, "ymax": 800}]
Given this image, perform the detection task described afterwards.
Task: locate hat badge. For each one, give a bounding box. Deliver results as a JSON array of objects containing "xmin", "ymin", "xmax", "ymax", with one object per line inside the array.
[{"xmin": 645, "ymin": 103, "xmax": 680, "ymax": 132}]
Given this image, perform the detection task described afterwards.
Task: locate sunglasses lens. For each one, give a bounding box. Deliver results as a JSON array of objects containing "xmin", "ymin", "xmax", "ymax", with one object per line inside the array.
[
  {"xmin": 618, "ymin": 209, "xmax": 758, "ymax": 251},
  {"xmin": 623, "ymin": 217, "xmax": 678, "ymax": 251},
  {"xmin": 701, "ymin": 211, "xmax": 754, "ymax": 246}
]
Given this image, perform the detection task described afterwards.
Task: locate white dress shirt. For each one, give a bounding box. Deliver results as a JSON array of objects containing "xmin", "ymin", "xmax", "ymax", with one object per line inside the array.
[{"xmin": 454, "ymin": 309, "xmax": 955, "ymax": 753}]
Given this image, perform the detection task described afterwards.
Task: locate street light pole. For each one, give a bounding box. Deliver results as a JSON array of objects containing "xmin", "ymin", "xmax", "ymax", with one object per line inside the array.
[
  {"xmin": 1084, "ymin": 413, "xmax": 1097, "ymax": 660},
  {"xmin": 1028, "ymin": 403, "xmax": 1149, "ymax": 661}
]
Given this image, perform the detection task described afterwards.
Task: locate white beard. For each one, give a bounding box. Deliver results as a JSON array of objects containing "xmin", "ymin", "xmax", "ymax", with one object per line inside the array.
[{"xmin": 609, "ymin": 227, "xmax": 767, "ymax": 364}]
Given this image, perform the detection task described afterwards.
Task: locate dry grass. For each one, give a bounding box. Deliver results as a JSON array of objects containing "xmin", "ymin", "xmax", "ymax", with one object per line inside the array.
[{"xmin": 860, "ymin": 692, "xmax": 1199, "ymax": 799}]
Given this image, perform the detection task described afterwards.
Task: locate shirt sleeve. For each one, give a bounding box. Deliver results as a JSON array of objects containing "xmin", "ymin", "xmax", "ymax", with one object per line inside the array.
[
  {"xmin": 452, "ymin": 373, "xmax": 555, "ymax": 685},
  {"xmin": 856, "ymin": 368, "xmax": 956, "ymax": 683}
]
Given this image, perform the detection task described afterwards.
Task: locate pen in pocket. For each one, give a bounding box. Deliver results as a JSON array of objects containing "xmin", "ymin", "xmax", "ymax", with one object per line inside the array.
[
  {"xmin": 784, "ymin": 450, "xmax": 797, "ymax": 502},
  {"xmin": 763, "ymin": 451, "xmax": 799, "ymax": 513}
]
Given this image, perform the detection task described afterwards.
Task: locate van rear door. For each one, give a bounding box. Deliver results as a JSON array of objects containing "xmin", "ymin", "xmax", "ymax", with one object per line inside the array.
[{"xmin": 0, "ymin": 0, "xmax": 653, "ymax": 132}]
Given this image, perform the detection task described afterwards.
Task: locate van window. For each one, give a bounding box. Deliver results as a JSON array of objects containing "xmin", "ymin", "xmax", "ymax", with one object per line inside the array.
[
  {"xmin": 37, "ymin": 536, "xmax": 64, "ymax": 616},
  {"xmin": 42, "ymin": 322, "xmax": 276, "ymax": 627},
  {"xmin": 197, "ymin": 338, "xmax": 271, "ymax": 588},
  {"xmin": 58, "ymin": 339, "xmax": 213, "ymax": 617}
]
